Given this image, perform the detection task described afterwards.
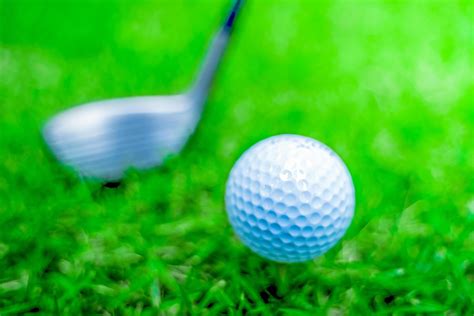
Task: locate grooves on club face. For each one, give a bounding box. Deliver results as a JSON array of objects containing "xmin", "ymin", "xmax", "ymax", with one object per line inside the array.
[{"xmin": 43, "ymin": 0, "xmax": 244, "ymax": 180}]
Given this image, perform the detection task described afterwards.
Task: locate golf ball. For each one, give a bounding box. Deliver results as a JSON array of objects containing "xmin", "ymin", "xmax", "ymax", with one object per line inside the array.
[{"xmin": 225, "ymin": 134, "xmax": 355, "ymax": 262}]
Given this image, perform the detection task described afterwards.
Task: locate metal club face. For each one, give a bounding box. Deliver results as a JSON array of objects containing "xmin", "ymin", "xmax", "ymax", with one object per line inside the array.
[
  {"xmin": 43, "ymin": 95, "xmax": 199, "ymax": 180},
  {"xmin": 43, "ymin": 0, "xmax": 243, "ymax": 181}
]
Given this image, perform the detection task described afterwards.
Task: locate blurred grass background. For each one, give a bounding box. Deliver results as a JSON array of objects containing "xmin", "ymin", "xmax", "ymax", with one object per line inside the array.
[{"xmin": 0, "ymin": 0, "xmax": 473, "ymax": 314}]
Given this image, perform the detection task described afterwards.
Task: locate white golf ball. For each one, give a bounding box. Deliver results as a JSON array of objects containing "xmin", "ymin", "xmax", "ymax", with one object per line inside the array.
[{"xmin": 225, "ymin": 134, "xmax": 355, "ymax": 262}]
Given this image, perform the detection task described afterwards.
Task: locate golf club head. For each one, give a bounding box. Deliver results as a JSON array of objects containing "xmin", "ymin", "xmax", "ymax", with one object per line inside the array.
[{"xmin": 43, "ymin": 95, "xmax": 199, "ymax": 180}]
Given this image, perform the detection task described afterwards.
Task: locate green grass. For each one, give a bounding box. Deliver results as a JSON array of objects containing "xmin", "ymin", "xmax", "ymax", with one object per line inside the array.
[{"xmin": 1, "ymin": 0, "xmax": 473, "ymax": 314}]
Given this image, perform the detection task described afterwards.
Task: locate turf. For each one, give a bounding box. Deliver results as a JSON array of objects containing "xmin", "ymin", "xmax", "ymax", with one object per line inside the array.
[{"xmin": 0, "ymin": 0, "xmax": 473, "ymax": 314}]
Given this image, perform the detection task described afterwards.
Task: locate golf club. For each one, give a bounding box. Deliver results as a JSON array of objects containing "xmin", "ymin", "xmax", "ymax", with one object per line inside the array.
[{"xmin": 43, "ymin": 0, "xmax": 243, "ymax": 180}]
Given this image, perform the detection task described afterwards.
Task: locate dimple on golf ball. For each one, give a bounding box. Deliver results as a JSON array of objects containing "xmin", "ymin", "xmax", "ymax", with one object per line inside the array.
[{"xmin": 225, "ymin": 134, "xmax": 355, "ymax": 263}]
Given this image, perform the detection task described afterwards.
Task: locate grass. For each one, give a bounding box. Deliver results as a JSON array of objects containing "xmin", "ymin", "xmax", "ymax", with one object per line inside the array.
[{"xmin": 0, "ymin": 0, "xmax": 473, "ymax": 314}]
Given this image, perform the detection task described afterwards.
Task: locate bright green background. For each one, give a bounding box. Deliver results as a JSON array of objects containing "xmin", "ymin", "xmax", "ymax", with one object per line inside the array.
[{"xmin": 0, "ymin": 0, "xmax": 473, "ymax": 314}]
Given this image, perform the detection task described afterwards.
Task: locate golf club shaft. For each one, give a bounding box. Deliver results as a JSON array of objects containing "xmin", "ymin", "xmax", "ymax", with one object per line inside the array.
[{"xmin": 189, "ymin": 0, "xmax": 243, "ymax": 103}]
